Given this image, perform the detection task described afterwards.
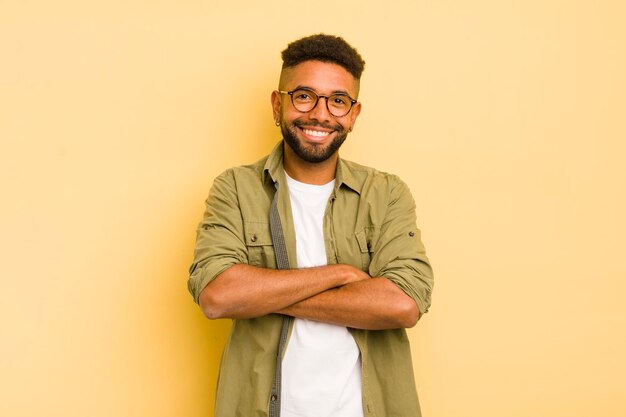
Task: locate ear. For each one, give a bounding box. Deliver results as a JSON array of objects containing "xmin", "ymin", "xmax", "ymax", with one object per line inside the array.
[
  {"xmin": 348, "ymin": 101, "xmax": 362, "ymax": 128},
  {"xmin": 271, "ymin": 90, "xmax": 282, "ymax": 123}
]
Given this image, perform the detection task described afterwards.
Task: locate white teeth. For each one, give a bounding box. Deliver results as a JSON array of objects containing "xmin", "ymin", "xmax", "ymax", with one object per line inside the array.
[{"xmin": 302, "ymin": 128, "xmax": 330, "ymax": 138}]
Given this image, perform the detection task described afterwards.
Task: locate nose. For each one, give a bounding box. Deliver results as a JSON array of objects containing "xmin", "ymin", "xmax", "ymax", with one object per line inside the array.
[{"xmin": 308, "ymin": 95, "xmax": 332, "ymax": 122}]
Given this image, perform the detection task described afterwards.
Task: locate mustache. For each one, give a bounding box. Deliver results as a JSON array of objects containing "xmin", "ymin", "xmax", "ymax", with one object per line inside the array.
[{"xmin": 293, "ymin": 120, "xmax": 342, "ymax": 132}]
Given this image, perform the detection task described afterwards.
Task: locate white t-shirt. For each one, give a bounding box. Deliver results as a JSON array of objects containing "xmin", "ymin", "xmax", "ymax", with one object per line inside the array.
[{"xmin": 281, "ymin": 172, "xmax": 363, "ymax": 417}]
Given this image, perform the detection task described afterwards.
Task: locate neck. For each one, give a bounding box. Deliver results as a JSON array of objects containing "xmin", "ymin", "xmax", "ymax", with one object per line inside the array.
[{"xmin": 283, "ymin": 144, "xmax": 338, "ymax": 185}]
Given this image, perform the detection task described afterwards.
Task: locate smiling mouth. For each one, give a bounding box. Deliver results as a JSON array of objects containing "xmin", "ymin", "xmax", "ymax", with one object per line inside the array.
[{"xmin": 300, "ymin": 127, "xmax": 332, "ymax": 138}]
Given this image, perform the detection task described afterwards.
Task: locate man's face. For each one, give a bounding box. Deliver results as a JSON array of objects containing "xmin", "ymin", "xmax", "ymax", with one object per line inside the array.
[{"xmin": 272, "ymin": 60, "xmax": 362, "ymax": 164}]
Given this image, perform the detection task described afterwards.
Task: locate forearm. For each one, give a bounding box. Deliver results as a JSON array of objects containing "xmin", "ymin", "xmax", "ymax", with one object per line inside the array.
[
  {"xmin": 199, "ymin": 263, "xmax": 368, "ymax": 320},
  {"xmin": 276, "ymin": 277, "xmax": 420, "ymax": 330}
]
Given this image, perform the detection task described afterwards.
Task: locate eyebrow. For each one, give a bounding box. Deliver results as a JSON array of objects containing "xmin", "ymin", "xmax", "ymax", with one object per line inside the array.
[{"xmin": 293, "ymin": 85, "xmax": 353, "ymax": 96}]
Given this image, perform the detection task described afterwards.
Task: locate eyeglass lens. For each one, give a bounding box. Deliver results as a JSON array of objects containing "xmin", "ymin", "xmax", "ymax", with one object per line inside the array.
[{"xmin": 290, "ymin": 89, "xmax": 353, "ymax": 117}]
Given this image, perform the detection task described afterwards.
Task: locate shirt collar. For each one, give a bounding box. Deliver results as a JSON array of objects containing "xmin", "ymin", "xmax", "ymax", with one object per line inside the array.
[
  {"xmin": 263, "ymin": 140, "xmax": 362, "ymax": 195},
  {"xmin": 335, "ymin": 157, "xmax": 362, "ymax": 195},
  {"xmin": 262, "ymin": 141, "xmax": 286, "ymax": 185}
]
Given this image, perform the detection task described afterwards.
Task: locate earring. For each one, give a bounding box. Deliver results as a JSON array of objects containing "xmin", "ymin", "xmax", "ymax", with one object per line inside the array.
[{"xmin": 275, "ymin": 121, "xmax": 280, "ymax": 126}]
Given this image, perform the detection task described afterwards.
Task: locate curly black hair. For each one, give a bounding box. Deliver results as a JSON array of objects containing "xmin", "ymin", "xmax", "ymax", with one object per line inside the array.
[{"xmin": 281, "ymin": 34, "xmax": 365, "ymax": 80}]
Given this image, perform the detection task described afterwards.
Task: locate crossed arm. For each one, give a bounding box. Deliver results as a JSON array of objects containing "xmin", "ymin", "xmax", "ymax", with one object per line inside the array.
[{"xmin": 199, "ymin": 263, "xmax": 419, "ymax": 330}]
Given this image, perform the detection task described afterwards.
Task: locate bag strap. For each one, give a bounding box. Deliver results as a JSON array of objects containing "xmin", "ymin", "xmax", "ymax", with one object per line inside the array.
[{"xmin": 268, "ymin": 183, "xmax": 292, "ymax": 417}]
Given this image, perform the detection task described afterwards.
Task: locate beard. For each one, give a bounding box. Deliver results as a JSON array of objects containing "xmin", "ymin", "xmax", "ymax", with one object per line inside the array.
[{"xmin": 281, "ymin": 119, "xmax": 349, "ymax": 164}]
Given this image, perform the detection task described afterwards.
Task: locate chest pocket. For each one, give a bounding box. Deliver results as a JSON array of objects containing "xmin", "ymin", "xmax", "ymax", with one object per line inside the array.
[
  {"xmin": 354, "ymin": 226, "xmax": 380, "ymax": 273},
  {"xmin": 244, "ymin": 221, "xmax": 276, "ymax": 269}
]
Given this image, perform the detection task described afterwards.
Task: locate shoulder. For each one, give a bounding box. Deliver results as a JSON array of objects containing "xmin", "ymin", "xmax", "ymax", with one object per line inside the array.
[
  {"xmin": 208, "ymin": 155, "xmax": 275, "ymax": 220},
  {"xmin": 212, "ymin": 154, "xmax": 270, "ymax": 188},
  {"xmin": 340, "ymin": 158, "xmax": 410, "ymax": 197}
]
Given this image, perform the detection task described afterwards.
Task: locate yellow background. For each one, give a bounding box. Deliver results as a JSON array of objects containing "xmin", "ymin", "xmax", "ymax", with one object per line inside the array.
[{"xmin": 2, "ymin": 1, "xmax": 625, "ymax": 416}]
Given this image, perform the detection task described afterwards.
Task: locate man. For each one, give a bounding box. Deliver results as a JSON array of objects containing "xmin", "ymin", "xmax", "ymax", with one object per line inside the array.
[{"xmin": 188, "ymin": 34, "xmax": 433, "ymax": 417}]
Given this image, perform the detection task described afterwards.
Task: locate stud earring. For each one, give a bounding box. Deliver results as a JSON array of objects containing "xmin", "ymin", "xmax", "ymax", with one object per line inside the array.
[{"xmin": 275, "ymin": 121, "xmax": 280, "ymax": 126}]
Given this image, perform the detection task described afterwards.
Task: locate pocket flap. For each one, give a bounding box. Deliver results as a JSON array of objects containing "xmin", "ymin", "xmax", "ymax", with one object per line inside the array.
[
  {"xmin": 355, "ymin": 226, "xmax": 380, "ymax": 253},
  {"xmin": 243, "ymin": 221, "xmax": 272, "ymax": 246},
  {"xmin": 355, "ymin": 229, "xmax": 370, "ymax": 253}
]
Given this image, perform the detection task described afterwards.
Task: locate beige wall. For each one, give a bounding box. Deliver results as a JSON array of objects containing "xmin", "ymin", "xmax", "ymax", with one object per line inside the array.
[{"xmin": 2, "ymin": 1, "xmax": 625, "ymax": 416}]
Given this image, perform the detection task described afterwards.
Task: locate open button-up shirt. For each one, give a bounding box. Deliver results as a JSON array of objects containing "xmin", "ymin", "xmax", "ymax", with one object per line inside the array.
[{"xmin": 188, "ymin": 141, "xmax": 434, "ymax": 417}]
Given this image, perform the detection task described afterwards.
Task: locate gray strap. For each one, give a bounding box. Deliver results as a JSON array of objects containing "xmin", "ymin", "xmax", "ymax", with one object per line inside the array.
[
  {"xmin": 269, "ymin": 185, "xmax": 290, "ymax": 270},
  {"xmin": 268, "ymin": 183, "xmax": 292, "ymax": 417}
]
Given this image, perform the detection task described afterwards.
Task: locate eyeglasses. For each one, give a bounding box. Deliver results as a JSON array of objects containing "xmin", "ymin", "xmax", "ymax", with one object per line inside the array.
[{"xmin": 279, "ymin": 88, "xmax": 357, "ymax": 117}]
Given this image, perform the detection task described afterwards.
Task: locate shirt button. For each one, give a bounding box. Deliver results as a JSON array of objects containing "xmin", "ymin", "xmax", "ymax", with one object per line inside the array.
[
  {"xmin": 251, "ymin": 234, "xmax": 257, "ymax": 242},
  {"xmin": 409, "ymin": 231, "xmax": 415, "ymax": 237},
  {"xmin": 270, "ymin": 394, "xmax": 277, "ymax": 401}
]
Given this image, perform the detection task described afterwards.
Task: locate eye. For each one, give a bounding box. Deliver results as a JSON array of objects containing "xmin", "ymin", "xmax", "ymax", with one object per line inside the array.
[
  {"xmin": 330, "ymin": 95, "xmax": 350, "ymax": 107},
  {"xmin": 293, "ymin": 90, "xmax": 315, "ymax": 103}
]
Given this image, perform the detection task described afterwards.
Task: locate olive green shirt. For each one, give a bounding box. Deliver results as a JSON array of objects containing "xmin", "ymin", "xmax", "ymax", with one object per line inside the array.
[{"xmin": 188, "ymin": 141, "xmax": 434, "ymax": 417}]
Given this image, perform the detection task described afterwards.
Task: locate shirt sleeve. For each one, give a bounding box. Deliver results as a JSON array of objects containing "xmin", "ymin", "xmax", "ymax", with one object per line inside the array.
[
  {"xmin": 369, "ymin": 176, "xmax": 434, "ymax": 317},
  {"xmin": 187, "ymin": 169, "xmax": 248, "ymax": 304}
]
